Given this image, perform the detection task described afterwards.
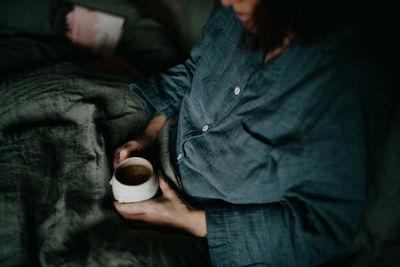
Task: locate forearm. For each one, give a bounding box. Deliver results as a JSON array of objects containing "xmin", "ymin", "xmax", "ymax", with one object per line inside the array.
[{"xmin": 142, "ymin": 112, "xmax": 167, "ymax": 141}]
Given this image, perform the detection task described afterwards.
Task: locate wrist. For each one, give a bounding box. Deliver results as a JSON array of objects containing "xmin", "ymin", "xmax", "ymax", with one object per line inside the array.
[
  {"xmin": 185, "ymin": 209, "xmax": 207, "ymax": 238},
  {"xmin": 143, "ymin": 113, "xmax": 166, "ymax": 141}
]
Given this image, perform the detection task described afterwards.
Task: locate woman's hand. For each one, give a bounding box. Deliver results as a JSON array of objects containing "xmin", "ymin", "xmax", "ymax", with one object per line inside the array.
[
  {"xmin": 113, "ymin": 135, "xmax": 154, "ymax": 168},
  {"xmin": 114, "ymin": 171, "xmax": 207, "ymax": 238},
  {"xmin": 113, "ymin": 113, "xmax": 166, "ymax": 168}
]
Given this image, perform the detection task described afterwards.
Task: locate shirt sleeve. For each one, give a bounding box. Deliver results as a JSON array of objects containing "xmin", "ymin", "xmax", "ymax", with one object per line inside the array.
[
  {"xmin": 205, "ymin": 83, "xmax": 367, "ymax": 266},
  {"xmin": 129, "ymin": 8, "xmax": 218, "ymax": 119}
]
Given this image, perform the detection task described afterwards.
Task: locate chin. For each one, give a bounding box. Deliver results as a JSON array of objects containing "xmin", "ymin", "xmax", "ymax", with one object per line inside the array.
[{"xmin": 242, "ymin": 21, "xmax": 256, "ymax": 33}]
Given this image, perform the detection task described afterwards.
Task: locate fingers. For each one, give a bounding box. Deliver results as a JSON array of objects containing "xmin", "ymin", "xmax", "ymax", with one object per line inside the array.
[
  {"xmin": 119, "ymin": 149, "xmax": 128, "ymax": 162},
  {"xmin": 113, "ymin": 174, "xmax": 197, "ymax": 234},
  {"xmin": 113, "ymin": 148, "xmax": 128, "ymax": 168},
  {"xmin": 114, "ymin": 199, "xmax": 165, "ymax": 224},
  {"xmin": 114, "ymin": 201, "xmax": 142, "ymax": 214},
  {"xmin": 157, "ymin": 171, "xmax": 176, "ymax": 199},
  {"xmin": 113, "ymin": 141, "xmax": 140, "ymax": 168},
  {"xmin": 114, "ymin": 201, "xmax": 148, "ymax": 220},
  {"xmin": 113, "ymin": 147, "xmax": 123, "ymax": 168}
]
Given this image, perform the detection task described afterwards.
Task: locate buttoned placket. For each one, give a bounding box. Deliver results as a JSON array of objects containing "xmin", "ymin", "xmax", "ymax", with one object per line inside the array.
[
  {"xmin": 175, "ymin": 46, "xmax": 260, "ymax": 166},
  {"xmin": 199, "ymin": 84, "xmax": 241, "ymax": 139},
  {"xmin": 234, "ymin": 86, "xmax": 240, "ymax": 95}
]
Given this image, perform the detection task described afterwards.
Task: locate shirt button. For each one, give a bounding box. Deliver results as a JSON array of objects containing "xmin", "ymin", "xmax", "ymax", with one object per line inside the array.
[
  {"xmin": 202, "ymin": 124, "xmax": 209, "ymax": 132},
  {"xmin": 234, "ymin": 86, "xmax": 240, "ymax": 95},
  {"xmin": 177, "ymin": 153, "xmax": 183, "ymax": 160}
]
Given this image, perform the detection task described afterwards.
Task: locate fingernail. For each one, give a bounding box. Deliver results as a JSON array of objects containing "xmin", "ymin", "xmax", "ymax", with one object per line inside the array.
[{"xmin": 120, "ymin": 150, "xmax": 127, "ymax": 159}]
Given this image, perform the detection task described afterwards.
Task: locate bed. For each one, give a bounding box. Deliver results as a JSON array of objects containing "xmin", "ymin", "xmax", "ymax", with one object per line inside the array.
[{"xmin": 1, "ymin": 0, "xmax": 400, "ymax": 266}]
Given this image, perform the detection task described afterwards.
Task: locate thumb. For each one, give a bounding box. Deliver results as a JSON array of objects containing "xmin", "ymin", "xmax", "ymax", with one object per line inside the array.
[
  {"xmin": 114, "ymin": 201, "xmax": 143, "ymax": 214},
  {"xmin": 158, "ymin": 171, "xmax": 176, "ymax": 199},
  {"xmin": 119, "ymin": 149, "xmax": 128, "ymax": 161}
]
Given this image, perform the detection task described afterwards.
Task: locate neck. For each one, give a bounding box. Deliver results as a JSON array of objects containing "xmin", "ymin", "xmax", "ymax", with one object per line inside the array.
[{"xmin": 264, "ymin": 36, "xmax": 292, "ymax": 63}]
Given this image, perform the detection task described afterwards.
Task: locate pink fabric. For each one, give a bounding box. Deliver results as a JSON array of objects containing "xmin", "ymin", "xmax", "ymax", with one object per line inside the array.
[{"xmin": 66, "ymin": 5, "xmax": 99, "ymax": 48}]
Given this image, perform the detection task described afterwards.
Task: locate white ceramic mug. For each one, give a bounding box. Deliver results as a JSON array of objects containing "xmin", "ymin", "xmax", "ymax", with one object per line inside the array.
[{"xmin": 110, "ymin": 157, "xmax": 158, "ymax": 203}]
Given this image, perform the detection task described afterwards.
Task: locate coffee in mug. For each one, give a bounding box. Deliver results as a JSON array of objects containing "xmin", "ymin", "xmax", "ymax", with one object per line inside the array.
[
  {"xmin": 115, "ymin": 164, "xmax": 153, "ymax": 185},
  {"xmin": 110, "ymin": 157, "xmax": 158, "ymax": 203}
]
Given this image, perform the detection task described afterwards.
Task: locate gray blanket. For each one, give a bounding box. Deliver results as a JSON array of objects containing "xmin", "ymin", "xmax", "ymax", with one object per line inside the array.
[{"xmin": 0, "ymin": 63, "xmax": 210, "ymax": 266}]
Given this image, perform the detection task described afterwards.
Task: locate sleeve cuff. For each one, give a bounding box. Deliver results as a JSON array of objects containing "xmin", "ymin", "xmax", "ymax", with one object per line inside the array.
[
  {"xmin": 205, "ymin": 205, "xmax": 241, "ymax": 264},
  {"xmin": 130, "ymin": 82, "xmax": 176, "ymax": 119},
  {"xmin": 205, "ymin": 203, "xmax": 296, "ymax": 266}
]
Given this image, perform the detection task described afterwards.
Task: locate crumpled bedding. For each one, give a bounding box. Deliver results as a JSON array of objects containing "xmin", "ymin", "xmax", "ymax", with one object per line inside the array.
[{"xmin": 0, "ymin": 63, "xmax": 210, "ymax": 266}]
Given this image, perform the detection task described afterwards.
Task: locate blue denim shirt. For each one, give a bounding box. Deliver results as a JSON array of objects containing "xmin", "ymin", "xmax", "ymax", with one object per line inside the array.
[{"xmin": 130, "ymin": 6, "xmax": 394, "ymax": 267}]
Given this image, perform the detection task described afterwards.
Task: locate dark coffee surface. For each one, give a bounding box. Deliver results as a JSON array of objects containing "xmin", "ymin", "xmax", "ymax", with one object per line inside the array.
[{"xmin": 115, "ymin": 164, "xmax": 152, "ymax": 185}]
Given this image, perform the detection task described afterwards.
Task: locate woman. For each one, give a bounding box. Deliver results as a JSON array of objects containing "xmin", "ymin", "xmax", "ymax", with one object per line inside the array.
[{"xmin": 113, "ymin": 0, "xmax": 391, "ymax": 265}]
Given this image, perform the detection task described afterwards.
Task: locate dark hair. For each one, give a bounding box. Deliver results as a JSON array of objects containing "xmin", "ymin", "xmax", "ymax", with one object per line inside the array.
[{"xmin": 249, "ymin": 0, "xmax": 341, "ymax": 52}]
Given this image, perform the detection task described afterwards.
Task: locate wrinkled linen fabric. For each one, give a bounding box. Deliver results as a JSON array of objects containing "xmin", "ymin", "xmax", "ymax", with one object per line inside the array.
[
  {"xmin": 0, "ymin": 63, "xmax": 211, "ymax": 266},
  {"xmin": 130, "ymin": 5, "xmax": 398, "ymax": 267}
]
